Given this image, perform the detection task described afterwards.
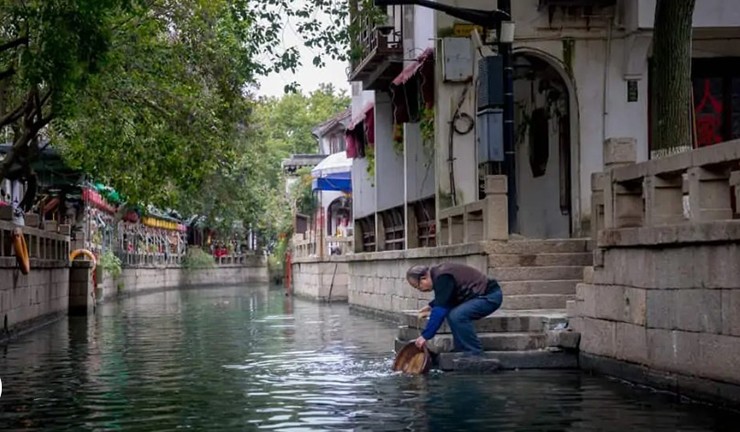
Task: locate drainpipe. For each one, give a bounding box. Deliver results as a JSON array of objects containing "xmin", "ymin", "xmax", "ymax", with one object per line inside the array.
[
  {"xmin": 602, "ymin": 18, "xmax": 613, "ymax": 146},
  {"xmin": 499, "ymin": 0, "xmax": 517, "ymax": 234}
]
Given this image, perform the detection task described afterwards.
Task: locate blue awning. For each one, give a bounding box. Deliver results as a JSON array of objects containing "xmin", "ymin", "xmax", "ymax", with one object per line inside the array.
[{"xmin": 312, "ymin": 172, "xmax": 351, "ymax": 192}]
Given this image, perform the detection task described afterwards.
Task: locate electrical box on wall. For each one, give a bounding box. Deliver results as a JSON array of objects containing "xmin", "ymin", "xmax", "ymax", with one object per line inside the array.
[
  {"xmin": 477, "ymin": 108, "xmax": 504, "ymax": 163},
  {"xmin": 441, "ymin": 37, "xmax": 473, "ymax": 83},
  {"xmin": 477, "ymin": 55, "xmax": 504, "ymax": 111}
]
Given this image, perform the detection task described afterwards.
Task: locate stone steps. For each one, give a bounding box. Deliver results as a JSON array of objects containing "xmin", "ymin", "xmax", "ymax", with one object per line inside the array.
[
  {"xmin": 394, "ymin": 310, "xmax": 580, "ymax": 371},
  {"xmin": 488, "ymin": 252, "xmax": 593, "ymax": 267},
  {"xmin": 500, "ymin": 279, "xmax": 579, "ymax": 295},
  {"xmin": 395, "ymin": 332, "xmax": 548, "ymax": 353},
  {"xmin": 492, "ymin": 266, "xmax": 585, "ymax": 281},
  {"xmin": 437, "ymin": 350, "xmax": 578, "ymax": 371},
  {"xmin": 502, "ymin": 294, "xmax": 576, "ymax": 310},
  {"xmin": 392, "ymin": 238, "xmax": 588, "ymax": 373},
  {"xmin": 398, "ymin": 310, "xmax": 568, "ymax": 334}
]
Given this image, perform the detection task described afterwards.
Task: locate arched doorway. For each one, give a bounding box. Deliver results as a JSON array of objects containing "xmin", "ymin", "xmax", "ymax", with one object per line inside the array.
[
  {"xmin": 326, "ymin": 195, "xmax": 352, "ymax": 237},
  {"xmin": 512, "ymin": 50, "xmax": 579, "ymax": 239}
]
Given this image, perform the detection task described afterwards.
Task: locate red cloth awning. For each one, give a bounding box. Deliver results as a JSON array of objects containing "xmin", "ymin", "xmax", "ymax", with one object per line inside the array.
[
  {"xmin": 391, "ymin": 48, "xmax": 434, "ymax": 86},
  {"xmin": 347, "ymin": 103, "xmax": 374, "ymax": 131}
]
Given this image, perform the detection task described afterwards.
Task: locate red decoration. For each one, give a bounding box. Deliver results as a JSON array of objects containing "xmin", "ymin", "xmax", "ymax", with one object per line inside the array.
[{"xmin": 694, "ymin": 79, "xmax": 724, "ymax": 148}]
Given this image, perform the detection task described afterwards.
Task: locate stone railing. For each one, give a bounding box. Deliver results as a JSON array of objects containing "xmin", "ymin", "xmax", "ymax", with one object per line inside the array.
[
  {"xmin": 592, "ymin": 138, "xmax": 740, "ymax": 236},
  {"xmin": 118, "ymin": 252, "xmax": 183, "ymax": 267},
  {"xmin": 0, "ymin": 219, "xmax": 70, "ymax": 266},
  {"xmin": 573, "ymin": 137, "xmax": 740, "ymax": 405},
  {"xmin": 118, "ymin": 251, "xmax": 256, "ymax": 268},
  {"xmin": 292, "ymin": 232, "xmax": 353, "ymax": 259},
  {"xmin": 214, "ymin": 254, "xmax": 258, "ymax": 267},
  {"xmin": 293, "ymin": 233, "xmax": 317, "ymax": 258},
  {"xmin": 326, "ymin": 236, "xmax": 353, "ymax": 255},
  {"xmin": 438, "ymin": 175, "xmax": 508, "ymax": 245}
]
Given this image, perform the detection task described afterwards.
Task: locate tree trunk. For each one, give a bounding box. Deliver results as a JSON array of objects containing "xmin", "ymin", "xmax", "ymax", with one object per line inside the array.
[{"xmin": 650, "ymin": 0, "xmax": 696, "ymax": 159}]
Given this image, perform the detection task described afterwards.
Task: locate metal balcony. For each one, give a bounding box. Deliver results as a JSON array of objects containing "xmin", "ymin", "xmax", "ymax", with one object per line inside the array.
[{"xmin": 348, "ymin": 7, "xmax": 403, "ymax": 90}]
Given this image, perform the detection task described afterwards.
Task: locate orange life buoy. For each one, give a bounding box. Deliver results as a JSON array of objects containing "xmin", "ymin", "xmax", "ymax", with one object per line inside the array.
[
  {"xmin": 12, "ymin": 228, "xmax": 30, "ymax": 275},
  {"xmin": 69, "ymin": 248, "xmax": 97, "ymax": 272}
]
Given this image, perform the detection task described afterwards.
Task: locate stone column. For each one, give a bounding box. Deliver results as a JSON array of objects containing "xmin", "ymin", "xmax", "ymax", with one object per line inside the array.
[
  {"xmin": 69, "ymin": 261, "xmax": 94, "ymax": 316},
  {"xmin": 406, "ymin": 204, "xmax": 419, "ymax": 249},
  {"xmin": 484, "ymin": 175, "xmax": 508, "ymax": 240},
  {"xmin": 353, "ymin": 220, "xmax": 363, "ymax": 253},
  {"xmin": 602, "ymin": 138, "xmax": 640, "ymax": 229}
]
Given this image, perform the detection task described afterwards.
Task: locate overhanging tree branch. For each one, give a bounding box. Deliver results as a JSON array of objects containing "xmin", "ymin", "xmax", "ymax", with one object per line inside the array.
[
  {"xmin": 0, "ymin": 102, "xmax": 25, "ymax": 127},
  {"xmin": 0, "ymin": 67, "xmax": 16, "ymax": 81},
  {"xmin": 0, "ymin": 36, "xmax": 28, "ymax": 53}
]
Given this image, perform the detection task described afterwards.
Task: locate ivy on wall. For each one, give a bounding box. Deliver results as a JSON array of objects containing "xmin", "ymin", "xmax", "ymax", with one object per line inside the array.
[
  {"xmin": 365, "ymin": 146, "xmax": 375, "ymax": 186},
  {"xmin": 420, "ymin": 107, "xmax": 435, "ymax": 162}
]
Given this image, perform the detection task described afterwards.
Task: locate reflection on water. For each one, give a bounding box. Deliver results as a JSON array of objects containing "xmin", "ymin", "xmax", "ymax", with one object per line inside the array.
[{"xmin": 0, "ymin": 285, "xmax": 737, "ymax": 431}]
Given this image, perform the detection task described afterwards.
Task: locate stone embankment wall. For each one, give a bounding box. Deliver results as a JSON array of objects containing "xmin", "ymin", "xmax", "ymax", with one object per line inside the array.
[
  {"xmin": 1, "ymin": 225, "xmax": 268, "ymax": 342},
  {"xmin": 346, "ymin": 244, "xmax": 488, "ymax": 317},
  {"xmin": 291, "ymin": 258, "xmax": 348, "ymax": 302},
  {"xmin": 0, "ymin": 221, "xmax": 71, "ymax": 343},
  {"xmin": 98, "ymin": 256, "xmax": 269, "ymax": 301},
  {"xmin": 571, "ymin": 138, "xmax": 740, "ymax": 405}
]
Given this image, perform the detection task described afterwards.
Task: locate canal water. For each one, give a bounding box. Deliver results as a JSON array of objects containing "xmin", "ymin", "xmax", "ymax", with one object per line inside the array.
[{"xmin": 0, "ymin": 285, "xmax": 737, "ymax": 431}]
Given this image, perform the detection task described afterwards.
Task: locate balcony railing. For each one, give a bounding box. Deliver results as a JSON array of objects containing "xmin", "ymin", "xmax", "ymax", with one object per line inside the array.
[{"xmin": 349, "ymin": 5, "xmax": 403, "ymax": 90}]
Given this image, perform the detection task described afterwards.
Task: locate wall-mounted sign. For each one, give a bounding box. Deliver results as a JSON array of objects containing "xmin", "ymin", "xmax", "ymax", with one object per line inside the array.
[
  {"xmin": 627, "ymin": 80, "xmax": 638, "ymax": 102},
  {"xmin": 453, "ymin": 23, "xmax": 484, "ymax": 37}
]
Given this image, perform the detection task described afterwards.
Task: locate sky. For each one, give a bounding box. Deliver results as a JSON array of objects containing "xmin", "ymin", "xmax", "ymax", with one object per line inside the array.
[{"xmin": 255, "ymin": 12, "xmax": 351, "ymax": 98}]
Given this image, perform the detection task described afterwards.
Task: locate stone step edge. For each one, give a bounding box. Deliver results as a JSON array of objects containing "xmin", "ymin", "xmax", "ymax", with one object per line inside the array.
[
  {"xmin": 436, "ymin": 349, "xmax": 579, "ymax": 371},
  {"xmin": 397, "ymin": 312, "xmax": 569, "ymax": 333},
  {"xmin": 499, "ymin": 279, "xmax": 583, "ymax": 284}
]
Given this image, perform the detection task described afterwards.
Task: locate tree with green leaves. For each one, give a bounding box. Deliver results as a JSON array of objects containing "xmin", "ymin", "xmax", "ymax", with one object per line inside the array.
[
  {"xmin": 0, "ymin": 0, "xmax": 351, "ymax": 210},
  {"xmin": 182, "ymin": 86, "xmax": 349, "ymax": 251}
]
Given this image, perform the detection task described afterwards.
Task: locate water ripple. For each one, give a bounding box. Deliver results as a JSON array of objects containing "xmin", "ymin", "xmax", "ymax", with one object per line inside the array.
[{"xmin": 0, "ymin": 286, "xmax": 737, "ymax": 431}]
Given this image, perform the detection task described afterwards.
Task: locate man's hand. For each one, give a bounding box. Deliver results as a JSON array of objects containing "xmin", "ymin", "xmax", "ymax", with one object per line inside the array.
[
  {"xmin": 417, "ymin": 305, "xmax": 431, "ymax": 319},
  {"xmin": 414, "ymin": 336, "xmax": 427, "ymax": 349}
]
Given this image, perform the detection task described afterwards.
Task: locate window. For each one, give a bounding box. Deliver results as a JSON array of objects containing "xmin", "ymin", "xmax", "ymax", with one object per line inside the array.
[
  {"xmin": 329, "ymin": 134, "xmax": 346, "ymax": 154},
  {"xmin": 649, "ymin": 57, "xmax": 740, "ymax": 152}
]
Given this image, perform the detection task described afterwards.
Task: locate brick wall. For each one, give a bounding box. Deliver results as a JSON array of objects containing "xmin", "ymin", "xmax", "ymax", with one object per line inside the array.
[
  {"xmin": 570, "ymin": 222, "xmax": 740, "ymax": 401},
  {"xmin": 346, "ymin": 243, "xmax": 488, "ymax": 315}
]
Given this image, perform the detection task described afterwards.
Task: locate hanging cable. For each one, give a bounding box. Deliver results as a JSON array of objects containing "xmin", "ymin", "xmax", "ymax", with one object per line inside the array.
[{"xmin": 448, "ymin": 83, "xmax": 473, "ymax": 207}]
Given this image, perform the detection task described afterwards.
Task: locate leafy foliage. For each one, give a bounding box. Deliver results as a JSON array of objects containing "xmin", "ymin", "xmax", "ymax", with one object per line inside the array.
[
  {"xmin": 290, "ymin": 168, "xmax": 318, "ymax": 216},
  {"xmin": 180, "ymin": 86, "xmax": 349, "ymax": 250},
  {"xmin": 0, "ymin": 0, "xmax": 351, "ymax": 209},
  {"xmin": 182, "ymin": 247, "xmax": 216, "ymax": 270},
  {"xmin": 100, "ymin": 250, "xmax": 123, "ymax": 278}
]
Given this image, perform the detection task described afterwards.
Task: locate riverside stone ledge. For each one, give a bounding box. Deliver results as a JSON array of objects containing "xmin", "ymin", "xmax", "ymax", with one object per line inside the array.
[
  {"xmin": 580, "ymin": 352, "xmax": 740, "ymax": 407},
  {"xmin": 0, "ymin": 256, "xmax": 69, "ymax": 268},
  {"xmin": 598, "ymin": 220, "xmax": 740, "ymax": 248},
  {"xmin": 345, "ymin": 242, "xmax": 486, "ymax": 262},
  {"xmin": 592, "ymin": 245, "xmax": 740, "ymax": 289}
]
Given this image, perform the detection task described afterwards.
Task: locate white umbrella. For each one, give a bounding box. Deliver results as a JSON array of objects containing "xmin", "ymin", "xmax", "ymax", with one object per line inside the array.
[{"xmin": 311, "ymin": 151, "xmax": 351, "ymax": 178}]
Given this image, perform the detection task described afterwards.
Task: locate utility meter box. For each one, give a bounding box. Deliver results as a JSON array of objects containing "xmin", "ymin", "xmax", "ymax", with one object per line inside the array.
[
  {"xmin": 477, "ymin": 55, "xmax": 504, "ymax": 111},
  {"xmin": 477, "ymin": 108, "xmax": 504, "ymax": 163},
  {"xmin": 441, "ymin": 37, "xmax": 473, "ymax": 83}
]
